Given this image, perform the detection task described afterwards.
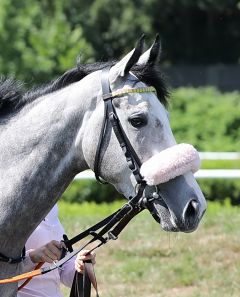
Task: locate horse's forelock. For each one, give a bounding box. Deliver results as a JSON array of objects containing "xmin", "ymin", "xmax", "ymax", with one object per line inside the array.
[{"xmin": 131, "ymin": 63, "xmax": 170, "ymax": 107}]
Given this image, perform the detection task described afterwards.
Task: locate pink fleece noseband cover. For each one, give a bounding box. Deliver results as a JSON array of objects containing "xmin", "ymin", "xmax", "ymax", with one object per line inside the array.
[{"xmin": 140, "ymin": 143, "xmax": 200, "ymax": 186}]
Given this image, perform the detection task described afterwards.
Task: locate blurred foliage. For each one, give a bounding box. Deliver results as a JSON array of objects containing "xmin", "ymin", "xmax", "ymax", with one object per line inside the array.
[
  {"xmin": 61, "ymin": 180, "xmax": 124, "ymax": 204},
  {"xmin": 171, "ymin": 87, "xmax": 240, "ymax": 204},
  {"xmin": 0, "ymin": 0, "xmax": 93, "ymax": 83},
  {"xmin": 198, "ymin": 179, "xmax": 240, "ymax": 205},
  {"xmin": 1, "ymin": 0, "xmax": 240, "ymax": 85},
  {"xmin": 62, "ymin": 178, "xmax": 240, "ymax": 206},
  {"xmin": 170, "ymin": 87, "xmax": 240, "ymax": 151}
]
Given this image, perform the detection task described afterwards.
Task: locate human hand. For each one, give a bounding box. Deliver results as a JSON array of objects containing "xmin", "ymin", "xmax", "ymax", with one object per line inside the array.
[
  {"xmin": 75, "ymin": 250, "xmax": 96, "ymax": 273},
  {"xmin": 29, "ymin": 240, "xmax": 63, "ymax": 263}
]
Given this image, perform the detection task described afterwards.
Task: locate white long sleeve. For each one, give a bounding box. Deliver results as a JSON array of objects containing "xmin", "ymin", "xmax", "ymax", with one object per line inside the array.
[
  {"xmin": 18, "ymin": 250, "xmax": 36, "ymax": 273},
  {"xmin": 18, "ymin": 205, "xmax": 76, "ymax": 297},
  {"xmin": 60, "ymin": 257, "xmax": 76, "ymax": 288}
]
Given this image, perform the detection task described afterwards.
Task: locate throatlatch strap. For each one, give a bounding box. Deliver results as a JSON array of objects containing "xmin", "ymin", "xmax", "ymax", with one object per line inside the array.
[{"xmin": 0, "ymin": 247, "xmax": 26, "ymax": 264}]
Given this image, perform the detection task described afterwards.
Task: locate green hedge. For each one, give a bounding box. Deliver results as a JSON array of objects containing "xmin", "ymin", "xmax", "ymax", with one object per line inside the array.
[
  {"xmin": 198, "ymin": 179, "xmax": 240, "ymax": 206},
  {"xmin": 170, "ymin": 87, "xmax": 240, "ymax": 151},
  {"xmin": 61, "ymin": 178, "xmax": 240, "ymax": 205},
  {"xmin": 61, "ymin": 180, "xmax": 124, "ymax": 204},
  {"xmin": 61, "ymin": 87, "xmax": 240, "ymax": 205}
]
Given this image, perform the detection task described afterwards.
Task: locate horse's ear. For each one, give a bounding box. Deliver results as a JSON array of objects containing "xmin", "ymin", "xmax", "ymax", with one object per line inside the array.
[
  {"xmin": 137, "ymin": 34, "xmax": 161, "ymax": 66},
  {"xmin": 109, "ymin": 35, "xmax": 145, "ymax": 82}
]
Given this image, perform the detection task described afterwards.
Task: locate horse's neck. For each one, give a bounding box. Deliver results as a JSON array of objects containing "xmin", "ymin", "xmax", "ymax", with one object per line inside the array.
[{"xmin": 0, "ymin": 78, "xmax": 99, "ymax": 253}]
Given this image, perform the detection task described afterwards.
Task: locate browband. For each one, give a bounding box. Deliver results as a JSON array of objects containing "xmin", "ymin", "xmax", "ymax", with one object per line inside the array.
[{"xmin": 102, "ymin": 86, "xmax": 156, "ymax": 100}]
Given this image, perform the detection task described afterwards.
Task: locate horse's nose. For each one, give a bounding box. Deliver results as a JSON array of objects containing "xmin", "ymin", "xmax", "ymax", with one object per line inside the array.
[{"xmin": 183, "ymin": 199, "xmax": 200, "ymax": 227}]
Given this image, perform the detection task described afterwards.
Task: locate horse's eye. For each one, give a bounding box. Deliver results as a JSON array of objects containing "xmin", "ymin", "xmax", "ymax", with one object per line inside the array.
[{"xmin": 129, "ymin": 115, "xmax": 147, "ymax": 128}]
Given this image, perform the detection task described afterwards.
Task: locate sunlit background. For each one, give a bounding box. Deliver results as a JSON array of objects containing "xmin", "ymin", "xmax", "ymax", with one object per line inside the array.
[{"xmin": 1, "ymin": 1, "xmax": 240, "ymax": 296}]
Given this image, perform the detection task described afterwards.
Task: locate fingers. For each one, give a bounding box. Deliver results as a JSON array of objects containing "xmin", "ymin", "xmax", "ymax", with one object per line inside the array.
[
  {"xmin": 45, "ymin": 241, "xmax": 62, "ymax": 260},
  {"xmin": 78, "ymin": 250, "xmax": 96, "ymax": 264},
  {"xmin": 75, "ymin": 261, "xmax": 85, "ymax": 273},
  {"xmin": 75, "ymin": 250, "xmax": 96, "ymax": 273},
  {"xmin": 29, "ymin": 240, "xmax": 63, "ymax": 264}
]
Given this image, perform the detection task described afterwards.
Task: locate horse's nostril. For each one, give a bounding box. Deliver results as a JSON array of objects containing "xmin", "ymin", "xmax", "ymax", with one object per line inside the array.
[{"xmin": 183, "ymin": 199, "xmax": 200, "ymax": 220}]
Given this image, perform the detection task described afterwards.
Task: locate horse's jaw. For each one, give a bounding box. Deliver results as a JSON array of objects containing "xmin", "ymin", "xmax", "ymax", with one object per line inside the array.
[{"xmin": 148, "ymin": 172, "xmax": 207, "ymax": 233}]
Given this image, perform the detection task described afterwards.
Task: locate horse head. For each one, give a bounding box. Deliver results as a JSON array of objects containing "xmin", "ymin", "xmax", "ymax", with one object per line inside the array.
[{"xmin": 82, "ymin": 35, "xmax": 206, "ymax": 233}]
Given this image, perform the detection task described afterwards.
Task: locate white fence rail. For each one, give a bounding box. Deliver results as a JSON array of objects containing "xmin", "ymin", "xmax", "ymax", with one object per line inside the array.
[
  {"xmin": 75, "ymin": 152, "xmax": 240, "ymax": 180},
  {"xmin": 196, "ymin": 152, "xmax": 240, "ymax": 179},
  {"xmin": 195, "ymin": 169, "xmax": 240, "ymax": 179},
  {"xmin": 199, "ymin": 152, "xmax": 240, "ymax": 160}
]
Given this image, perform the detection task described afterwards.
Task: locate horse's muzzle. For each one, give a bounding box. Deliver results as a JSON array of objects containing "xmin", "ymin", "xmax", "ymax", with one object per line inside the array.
[{"xmin": 144, "ymin": 174, "xmax": 206, "ymax": 233}]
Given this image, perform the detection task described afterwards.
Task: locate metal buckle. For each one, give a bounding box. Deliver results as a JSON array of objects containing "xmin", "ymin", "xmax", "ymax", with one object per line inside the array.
[{"xmin": 108, "ymin": 231, "xmax": 118, "ymax": 240}]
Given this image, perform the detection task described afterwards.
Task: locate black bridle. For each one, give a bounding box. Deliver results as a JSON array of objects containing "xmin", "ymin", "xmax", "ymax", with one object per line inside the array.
[
  {"xmin": 93, "ymin": 67, "xmax": 161, "ymax": 212},
  {"xmin": 64, "ymin": 68, "xmax": 161, "ymax": 296},
  {"xmin": 94, "ymin": 66, "xmax": 144, "ymax": 186}
]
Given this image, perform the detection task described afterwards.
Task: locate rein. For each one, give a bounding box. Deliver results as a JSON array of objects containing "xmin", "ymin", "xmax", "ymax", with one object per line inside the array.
[
  {"xmin": 0, "ymin": 67, "xmax": 159, "ymax": 296},
  {"xmin": 0, "ymin": 200, "xmax": 143, "ymax": 289}
]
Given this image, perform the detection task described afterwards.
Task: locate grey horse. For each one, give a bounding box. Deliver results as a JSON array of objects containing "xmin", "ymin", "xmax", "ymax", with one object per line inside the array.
[{"xmin": 0, "ymin": 37, "xmax": 206, "ymax": 296}]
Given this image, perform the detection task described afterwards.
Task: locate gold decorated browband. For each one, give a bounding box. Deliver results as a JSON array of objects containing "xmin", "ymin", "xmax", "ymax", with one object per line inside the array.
[{"xmin": 102, "ymin": 86, "xmax": 156, "ymax": 100}]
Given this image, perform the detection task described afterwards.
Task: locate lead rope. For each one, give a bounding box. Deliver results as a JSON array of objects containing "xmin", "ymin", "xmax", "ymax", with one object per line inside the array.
[{"xmin": 18, "ymin": 262, "xmax": 44, "ymax": 291}]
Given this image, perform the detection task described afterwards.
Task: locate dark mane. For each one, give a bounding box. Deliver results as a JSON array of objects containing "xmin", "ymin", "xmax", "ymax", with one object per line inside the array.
[
  {"xmin": 0, "ymin": 77, "xmax": 24, "ymax": 113},
  {"xmin": 0, "ymin": 60, "xmax": 169, "ymax": 117}
]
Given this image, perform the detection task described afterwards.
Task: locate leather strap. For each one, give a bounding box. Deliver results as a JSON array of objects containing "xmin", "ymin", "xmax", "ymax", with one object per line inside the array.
[
  {"xmin": 94, "ymin": 67, "xmax": 145, "ymax": 185},
  {"xmin": 64, "ymin": 210, "xmax": 119, "ymax": 250},
  {"xmin": 70, "ymin": 272, "xmax": 86, "ymax": 297},
  {"xmin": 70, "ymin": 260, "xmax": 99, "ymax": 297},
  {"xmin": 93, "ymin": 66, "xmax": 111, "ymax": 183},
  {"xmin": 0, "ymin": 247, "xmax": 25, "ymax": 264}
]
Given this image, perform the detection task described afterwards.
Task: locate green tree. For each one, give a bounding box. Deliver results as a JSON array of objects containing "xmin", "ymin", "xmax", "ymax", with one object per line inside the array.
[
  {"xmin": 65, "ymin": 0, "xmax": 240, "ymax": 64},
  {"xmin": 0, "ymin": 0, "xmax": 93, "ymax": 84},
  {"xmin": 1, "ymin": 0, "xmax": 240, "ymax": 83}
]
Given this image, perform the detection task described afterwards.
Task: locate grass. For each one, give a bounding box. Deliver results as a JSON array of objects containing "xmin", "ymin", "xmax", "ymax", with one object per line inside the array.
[{"xmin": 58, "ymin": 200, "xmax": 240, "ymax": 297}]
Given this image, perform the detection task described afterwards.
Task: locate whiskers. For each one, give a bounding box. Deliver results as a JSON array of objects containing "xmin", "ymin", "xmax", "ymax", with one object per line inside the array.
[{"xmin": 161, "ymin": 232, "xmax": 181, "ymax": 256}]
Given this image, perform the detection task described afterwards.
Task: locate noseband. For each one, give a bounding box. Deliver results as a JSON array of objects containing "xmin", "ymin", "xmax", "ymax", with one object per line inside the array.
[{"xmin": 94, "ymin": 67, "xmax": 157, "ymax": 206}]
